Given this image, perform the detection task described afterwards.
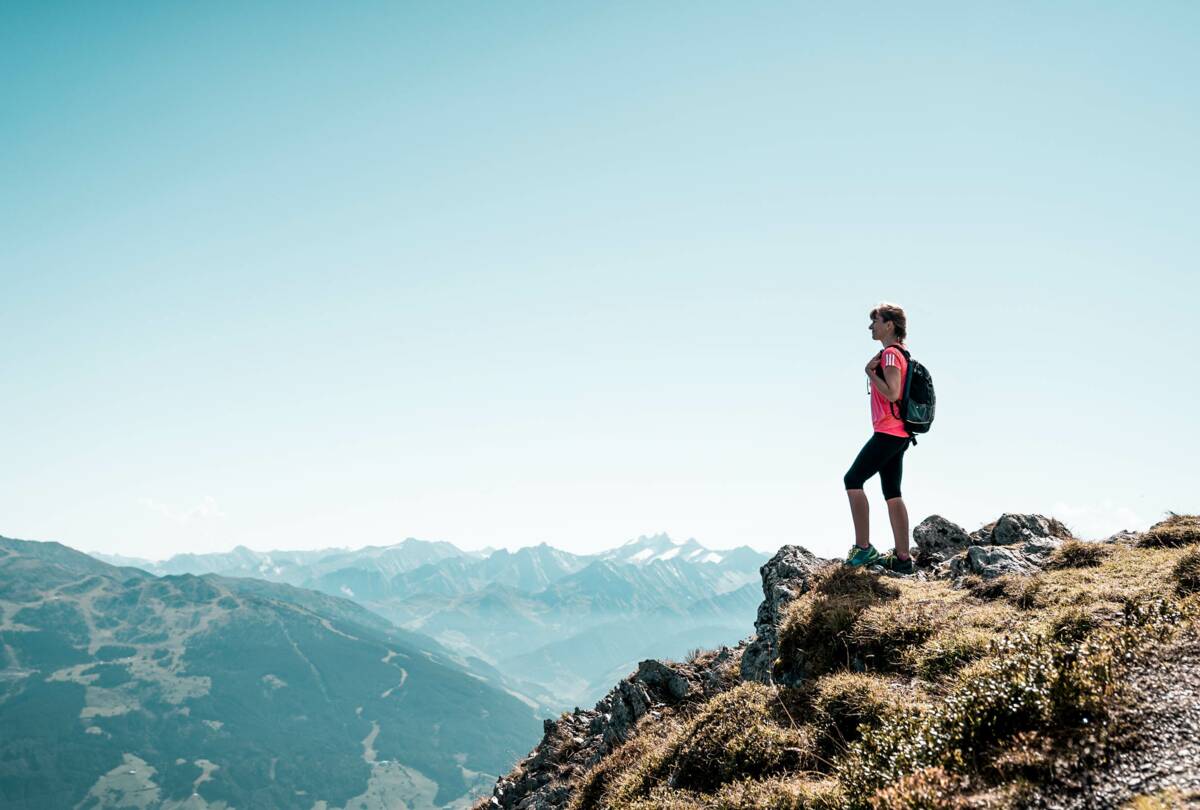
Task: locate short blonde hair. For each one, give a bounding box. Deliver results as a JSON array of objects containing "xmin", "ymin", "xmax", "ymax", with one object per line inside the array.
[{"xmin": 869, "ymin": 302, "xmax": 907, "ymax": 341}]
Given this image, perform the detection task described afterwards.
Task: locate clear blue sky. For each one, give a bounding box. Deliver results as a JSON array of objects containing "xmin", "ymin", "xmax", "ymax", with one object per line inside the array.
[{"xmin": 2, "ymin": 2, "xmax": 1196, "ymax": 560}]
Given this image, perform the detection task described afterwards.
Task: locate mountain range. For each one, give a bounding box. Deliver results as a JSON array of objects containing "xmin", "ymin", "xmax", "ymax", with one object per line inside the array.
[
  {"xmin": 0, "ymin": 535, "xmax": 546, "ymax": 810},
  {"xmin": 93, "ymin": 534, "xmax": 769, "ymax": 709}
]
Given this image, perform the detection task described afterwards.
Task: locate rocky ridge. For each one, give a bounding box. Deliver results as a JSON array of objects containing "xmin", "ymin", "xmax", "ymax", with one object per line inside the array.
[
  {"xmin": 472, "ymin": 513, "xmax": 1106, "ymax": 810},
  {"xmin": 479, "ymin": 650, "xmax": 744, "ymax": 810}
]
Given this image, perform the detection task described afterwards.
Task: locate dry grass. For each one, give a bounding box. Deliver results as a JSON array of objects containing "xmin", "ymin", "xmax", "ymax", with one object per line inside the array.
[
  {"xmin": 774, "ymin": 566, "xmax": 900, "ymax": 682},
  {"xmin": 570, "ymin": 712, "xmax": 686, "ymax": 810},
  {"xmin": 1173, "ymin": 548, "xmax": 1200, "ymax": 596},
  {"xmin": 574, "ymin": 682, "xmax": 820, "ymax": 809},
  {"xmin": 780, "ymin": 570, "xmax": 1019, "ymax": 686},
  {"xmin": 1138, "ymin": 513, "xmax": 1200, "ymax": 549},
  {"xmin": 1121, "ymin": 788, "xmax": 1200, "ymax": 809},
  {"xmin": 900, "ymin": 626, "xmax": 995, "ymax": 680},
  {"xmin": 1046, "ymin": 538, "xmax": 1112, "ymax": 569},
  {"xmin": 810, "ymin": 672, "xmax": 897, "ymax": 755},
  {"xmin": 563, "ymin": 526, "xmax": 1200, "ymax": 810},
  {"xmin": 865, "ymin": 766, "xmax": 969, "ymax": 809},
  {"xmin": 608, "ymin": 777, "xmax": 844, "ymax": 810}
]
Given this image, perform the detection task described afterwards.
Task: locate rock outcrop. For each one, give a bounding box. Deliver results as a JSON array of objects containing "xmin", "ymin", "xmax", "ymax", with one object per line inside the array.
[
  {"xmin": 912, "ymin": 514, "xmax": 974, "ymax": 566},
  {"xmin": 478, "ymin": 648, "xmax": 743, "ymax": 810},
  {"xmin": 944, "ymin": 513, "xmax": 1072, "ymax": 580},
  {"xmin": 738, "ymin": 545, "xmax": 830, "ymax": 684},
  {"xmin": 974, "ymin": 513, "xmax": 1073, "ymax": 547},
  {"xmin": 479, "ymin": 512, "xmax": 1097, "ymax": 810},
  {"xmin": 911, "ymin": 513, "xmax": 1075, "ymax": 580}
]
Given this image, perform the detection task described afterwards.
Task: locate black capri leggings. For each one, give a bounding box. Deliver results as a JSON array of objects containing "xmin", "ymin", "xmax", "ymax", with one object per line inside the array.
[{"xmin": 844, "ymin": 432, "xmax": 911, "ymax": 500}]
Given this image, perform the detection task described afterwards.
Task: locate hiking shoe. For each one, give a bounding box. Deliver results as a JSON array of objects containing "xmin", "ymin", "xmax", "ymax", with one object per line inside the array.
[
  {"xmin": 878, "ymin": 550, "xmax": 915, "ymax": 575},
  {"xmin": 845, "ymin": 544, "xmax": 880, "ymax": 567}
]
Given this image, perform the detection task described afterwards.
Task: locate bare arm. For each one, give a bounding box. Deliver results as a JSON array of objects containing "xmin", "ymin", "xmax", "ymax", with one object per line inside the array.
[{"xmin": 866, "ymin": 362, "xmax": 903, "ymax": 402}]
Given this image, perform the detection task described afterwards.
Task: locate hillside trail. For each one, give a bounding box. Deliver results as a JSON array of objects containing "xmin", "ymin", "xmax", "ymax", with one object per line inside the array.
[{"xmin": 1039, "ymin": 636, "xmax": 1200, "ymax": 809}]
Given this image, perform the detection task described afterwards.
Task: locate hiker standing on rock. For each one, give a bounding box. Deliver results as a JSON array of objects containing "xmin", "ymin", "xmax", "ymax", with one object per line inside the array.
[{"xmin": 843, "ymin": 302, "xmax": 915, "ymax": 574}]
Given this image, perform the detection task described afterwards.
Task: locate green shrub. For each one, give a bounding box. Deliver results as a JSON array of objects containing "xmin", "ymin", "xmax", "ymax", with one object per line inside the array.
[{"xmin": 837, "ymin": 600, "xmax": 1182, "ymax": 808}]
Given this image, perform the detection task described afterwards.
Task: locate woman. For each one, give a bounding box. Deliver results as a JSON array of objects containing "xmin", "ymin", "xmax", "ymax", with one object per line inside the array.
[{"xmin": 843, "ymin": 302, "xmax": 914, "ymax": 574}]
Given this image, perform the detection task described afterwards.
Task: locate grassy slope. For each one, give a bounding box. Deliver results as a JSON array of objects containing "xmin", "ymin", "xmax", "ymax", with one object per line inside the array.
[{"xmin": 566, "ymin": 515, "xmax": 1200, "ymax": 810}]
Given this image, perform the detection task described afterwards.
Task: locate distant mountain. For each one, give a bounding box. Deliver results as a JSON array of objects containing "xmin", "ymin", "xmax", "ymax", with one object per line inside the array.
[
  {"xmin": 86, "ymin": 533, "xmax": 771, "ymax": 711},
  {"xmin": 95, "ymin": 537, "xmax": 467, "ymax": 585},
  {"xmin": 498, "ymin": 581, "xmax": 764, "ymax": 707},
  {"xmin": 0, "ymin": 535, "xmax": 545, "ymax": 810},
  {"xmin": 598, "ymin": 533, "xmax": 765, "ymax": 572}
]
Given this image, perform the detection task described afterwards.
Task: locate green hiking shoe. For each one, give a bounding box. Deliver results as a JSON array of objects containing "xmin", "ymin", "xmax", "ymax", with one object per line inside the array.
[
  {"xmin": 845, "ymin": 544, "xmax": 880, "ymax": 567},
  {"xmin": 877, "ymin": 550, "xmax": 915, "ymax": 575}
]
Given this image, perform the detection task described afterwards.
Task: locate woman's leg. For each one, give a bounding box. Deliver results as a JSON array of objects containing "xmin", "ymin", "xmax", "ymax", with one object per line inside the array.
[
  {"xmin": 879, "ymin": 442, "xmax": 911, "ymax": 557},
  {"xmin": 844, "ymin": 434, "xmax": 899, "ymax": 548},
  {"xmin": 846, "ymin": 489, "xmax": 870, "ymax": 547},
  {"xmin": 887, "ymin": 498, "xmax": 910, "ymax": 558}
]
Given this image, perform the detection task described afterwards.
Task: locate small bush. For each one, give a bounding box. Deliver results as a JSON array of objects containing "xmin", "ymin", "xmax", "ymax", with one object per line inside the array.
[
  {"xmin": 775, "ymin": 567, "xmax": 900, "ymax": 682},
  {"xmin": 1138, "ymin": 513, "xmax": 1200, "ymax": 548},
  {"xmin": 850, "ymin": 598, "xmax": 950, "ymax": 673},
  {"xmin": 1173, "ymin": 548, "xmax": 1200, "ymax": 595},
  {"xmin": 713, "ymin": 776, "xmax": 844, "ymax": 810},
  {"xmin": 1046, "ymin": 539, "xmax": 1110, "ymax": 569},
  {"xmin": 1122, "ymin": 788, "xmax": 1200, "ymax": 809},
  {"xmin": 961, "ymin": 575, "xmax": 1009, "ymax": 601},
  {"xmin": 1047, "ymin": 605, "xmax": 1103, "ymax": 643},
  {"xmin": 902, "ymin": 628, "xmax": 992, "ymax": 679},
  {"xmin": 570, "ymin": 715, "xmax": 684, "ymax": 810},
  {"xmin": 965, "ymin": 574, "xmax": 1045, "ymax": 609},
  {"xmin": 811, "ymin": 672, "xmax": 895, "ymax": 755},
  {"xmin": 867, "ymin": 766, "xmax": 969, "ymax": 810},
  {"xmin": 596, "ymin": 683, "xmax": 817, "ymax": 804}
]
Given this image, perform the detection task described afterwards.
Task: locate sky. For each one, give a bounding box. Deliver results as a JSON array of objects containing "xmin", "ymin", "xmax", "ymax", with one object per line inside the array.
[{"xmin": 2, "ymin": 2, "xmax": 1196, "ymax": 561}]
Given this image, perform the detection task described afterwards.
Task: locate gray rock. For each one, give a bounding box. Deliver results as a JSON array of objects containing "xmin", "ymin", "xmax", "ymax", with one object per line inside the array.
[
  {"xmin": 987, "ymin": 513, "xmax": 1073, "ymax": 546},
  {"xmin": 940, "ymin": 514, "xmax": 1074, "ymax": 581},
  {"xmin": 949, "ymin": 545, "xmax": 1039, "ymax": 579},
  {"xmin": 634, "ymin": 658, "xmax": 691, "ymax": 701},
  {"xmin": 739, "ymin": 545, "xmax": 830, "ymax": 684},
  {"xmin": 1022, "ymin": 537, "xmax": 1063, "ymax": 560},
  {"xmin": 1102, "ymin": 529, "xmax": 1141, "ymax": 545},
  {"xmin": 913, "ymin": 515, "xmax": 972, "ymax": 565}
]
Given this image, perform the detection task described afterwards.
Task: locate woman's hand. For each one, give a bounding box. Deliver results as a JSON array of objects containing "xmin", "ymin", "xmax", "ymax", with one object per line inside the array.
[{"xmin": 865, "ymin": 354, "xmax": 881, "ymax": 375}]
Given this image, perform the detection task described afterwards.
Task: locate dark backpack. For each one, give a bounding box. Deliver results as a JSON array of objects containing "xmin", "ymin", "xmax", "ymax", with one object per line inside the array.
[{"xmin": 887, "ymin": 346, "xmax": 935, "ymax": 443}]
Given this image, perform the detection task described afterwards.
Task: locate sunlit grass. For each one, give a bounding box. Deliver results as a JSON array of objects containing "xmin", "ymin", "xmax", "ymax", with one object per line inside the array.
[{"xmin": 555, "ymin": 517, "xmax": 1200, "ymax": 810}]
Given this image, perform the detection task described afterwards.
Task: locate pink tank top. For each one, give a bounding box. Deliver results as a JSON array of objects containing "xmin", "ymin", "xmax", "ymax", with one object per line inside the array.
[{"xmin": 870, "ymin": 345, "xmax": 909, "ymax": 437}]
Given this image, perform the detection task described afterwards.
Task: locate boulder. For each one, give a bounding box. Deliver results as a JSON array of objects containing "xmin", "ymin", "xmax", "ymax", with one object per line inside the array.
[
  {"xmin": 913, "ymin": 515, "xmax": 972, "ymax": 565},
  {"xmin": 938, "ymin": 514, "xmax": 1074, "ymax": 580},
  {"xmin": 739, "ymin": 545, "xmax": 830, "ymax": 684},
  {"xmin": 976, "ymin": 513, "xmax": 1072, "ymax": 546},
  {"xmin": 948, "ymin": 545, "xmax": 1039, "ymax": 579}
]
